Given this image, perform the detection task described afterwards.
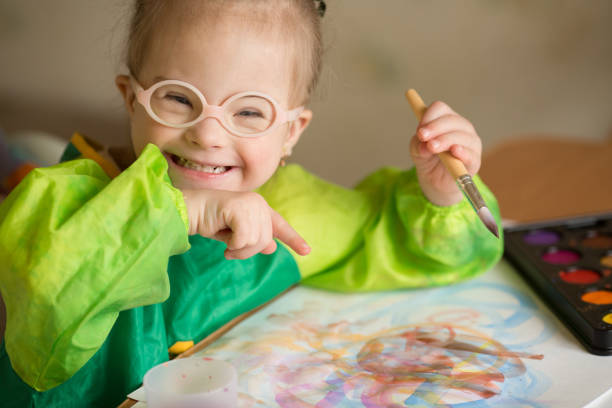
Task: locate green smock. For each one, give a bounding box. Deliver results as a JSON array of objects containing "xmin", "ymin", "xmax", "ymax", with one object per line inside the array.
[{"xmin": 0, "ymin": 143, "xmax": 503, "ymax": 406}]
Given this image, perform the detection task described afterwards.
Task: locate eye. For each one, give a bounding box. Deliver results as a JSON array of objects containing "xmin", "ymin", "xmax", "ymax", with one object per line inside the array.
[
  {"xmin": 166, "ymin": 93, "xmax": 193, "ymax": 107},
  {"xmin": 236, "ymin": 110, "xmax": 264, "ymax": 118}
]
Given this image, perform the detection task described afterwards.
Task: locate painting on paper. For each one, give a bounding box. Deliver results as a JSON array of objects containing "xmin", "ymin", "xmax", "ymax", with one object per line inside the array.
[{"xmin": 195, "ymin": 261, "xmax": 610, "ymax": 407}]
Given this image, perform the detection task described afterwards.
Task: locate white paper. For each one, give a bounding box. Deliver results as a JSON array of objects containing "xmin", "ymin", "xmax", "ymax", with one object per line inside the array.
[{"xmin": 128, "ymin": 260, "xmax": 612, "ymax": 407}]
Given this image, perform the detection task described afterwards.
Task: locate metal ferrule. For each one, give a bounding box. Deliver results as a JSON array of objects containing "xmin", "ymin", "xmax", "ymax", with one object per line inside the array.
[{"xmin": 456, "ymin": 174, "xmax": 486, "ymax": 211}]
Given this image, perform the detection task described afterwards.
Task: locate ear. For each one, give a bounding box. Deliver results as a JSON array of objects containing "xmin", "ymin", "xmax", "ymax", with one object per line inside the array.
[
  {"xmin": 115, "ymin": 75, "xmax": 136, "ymax": 117},
  {"xmin": 283, "ymin": 108, "xmax": 313, "ymax": 154}
]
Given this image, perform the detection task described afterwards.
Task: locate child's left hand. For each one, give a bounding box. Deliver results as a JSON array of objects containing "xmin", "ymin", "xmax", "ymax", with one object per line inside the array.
[{"xmin": 409, "ymin": 101, "xmax": 482, "ymax": 206}]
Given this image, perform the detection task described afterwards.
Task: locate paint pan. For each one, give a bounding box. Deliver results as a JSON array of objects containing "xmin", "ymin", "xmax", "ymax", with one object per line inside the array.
[
  {"xmin": 504, "ymin": 213, "xmax": 612, "ymax": 355},
  {"xmin": 143, "ymin": 357, "xmax": 237, "ymax": 408}
]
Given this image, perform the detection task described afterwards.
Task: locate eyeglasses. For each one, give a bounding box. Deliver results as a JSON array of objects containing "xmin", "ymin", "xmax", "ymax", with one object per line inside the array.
[{"xmin": 130, "ymin": 76, "xmax": 304, "ymax": 138}]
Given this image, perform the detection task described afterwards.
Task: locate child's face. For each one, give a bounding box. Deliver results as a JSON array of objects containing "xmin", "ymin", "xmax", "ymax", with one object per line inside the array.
[{"xmin": 117, "ymin": 15, "xmax": 312, "ymax": 192}]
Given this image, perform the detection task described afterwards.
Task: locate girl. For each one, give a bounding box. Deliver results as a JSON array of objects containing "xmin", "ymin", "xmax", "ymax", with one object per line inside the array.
[{"xmin": 0, "ymin": 0, "xmax": 502, "ymax": 406}]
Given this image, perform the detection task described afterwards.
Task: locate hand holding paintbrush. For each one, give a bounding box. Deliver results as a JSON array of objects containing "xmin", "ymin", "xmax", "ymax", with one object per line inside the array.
[{"xmin": 405, "ymin": 89, "xmax": 499, "ymax": 238}]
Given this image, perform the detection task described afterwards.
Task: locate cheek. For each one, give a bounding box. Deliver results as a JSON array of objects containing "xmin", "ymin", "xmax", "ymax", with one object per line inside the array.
[
  {"xmin": 244, "ymin": 141, "xmax": 281, "ymax": 168},
  {"xmin": 239, "ymin": 138, "xmax": 285, "ymax": 181},
  {"xmin": 129, "ymin": 109, "xmax": 175, "ymax": 155}
]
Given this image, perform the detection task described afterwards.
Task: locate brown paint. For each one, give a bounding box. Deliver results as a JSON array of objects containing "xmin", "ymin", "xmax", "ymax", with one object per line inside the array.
[{"xmin": 582, "ymin": 233, "xmax": 612, "ymax": 249}]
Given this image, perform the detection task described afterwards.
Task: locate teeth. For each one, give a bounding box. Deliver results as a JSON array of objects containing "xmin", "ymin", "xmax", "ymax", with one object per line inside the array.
[{"xmin": 176, "ymin": 156, "xmax": 228, "ymax": 174}]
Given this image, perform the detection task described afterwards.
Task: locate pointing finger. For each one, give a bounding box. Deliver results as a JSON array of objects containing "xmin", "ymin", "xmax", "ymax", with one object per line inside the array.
[{"xmin": 270, "ymin": 210, "xmax": 310, "ymax": 256}]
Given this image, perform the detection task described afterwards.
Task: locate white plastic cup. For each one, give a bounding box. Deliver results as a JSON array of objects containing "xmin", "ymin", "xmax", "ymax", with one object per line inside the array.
[{"xmin": 143, "ymin": 357, "xmax": 237, "ymax": 408}]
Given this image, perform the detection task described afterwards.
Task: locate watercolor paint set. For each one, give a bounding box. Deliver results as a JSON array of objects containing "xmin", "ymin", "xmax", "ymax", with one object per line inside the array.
[{"xmin": 504, "ymin": 213, "xmax": 612, "ymax": 355}]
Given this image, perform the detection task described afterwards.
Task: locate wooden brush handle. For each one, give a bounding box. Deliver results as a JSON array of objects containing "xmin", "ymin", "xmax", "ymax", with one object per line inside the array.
[{"xmin": 405, "ymin": 89, "xmax": 468, "ymax": 178}]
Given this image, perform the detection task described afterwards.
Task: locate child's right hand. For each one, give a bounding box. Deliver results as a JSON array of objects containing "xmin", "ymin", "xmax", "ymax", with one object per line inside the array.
[{"xmin": 182, "ymin": 189, "xmax": 310, "ymax": 260}]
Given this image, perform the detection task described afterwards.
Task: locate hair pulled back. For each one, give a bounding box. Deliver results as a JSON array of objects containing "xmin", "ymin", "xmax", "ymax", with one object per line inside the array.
[{"xmin": 126, "ymin": 0, "xmax": 324, "ymax": 105}]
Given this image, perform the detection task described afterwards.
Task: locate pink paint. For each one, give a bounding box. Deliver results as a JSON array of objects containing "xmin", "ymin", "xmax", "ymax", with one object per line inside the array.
[{"xmin": 541, "ymin": 248, "xmax": 581, "ymax": 265}]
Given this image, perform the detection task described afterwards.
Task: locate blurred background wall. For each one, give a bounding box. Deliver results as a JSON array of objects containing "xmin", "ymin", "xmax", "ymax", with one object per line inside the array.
[{"xmin": 1, "ymin": 0, "xmax": 611, "ymax": 187}]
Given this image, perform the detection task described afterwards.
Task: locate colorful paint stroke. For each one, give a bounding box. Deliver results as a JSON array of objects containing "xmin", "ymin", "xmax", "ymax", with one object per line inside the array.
[{"xmin": 196, "ymin": 266, "xmax": 554, "ymax": 407}]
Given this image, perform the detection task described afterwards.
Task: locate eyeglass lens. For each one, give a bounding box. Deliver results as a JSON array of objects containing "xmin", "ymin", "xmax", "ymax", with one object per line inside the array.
[{"xmin": 150, "ymin": 83, "xmax": 277, "ymax": 134}]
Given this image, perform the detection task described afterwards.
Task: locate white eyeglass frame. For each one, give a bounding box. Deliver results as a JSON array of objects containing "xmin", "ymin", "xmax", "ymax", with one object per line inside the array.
[{"xmin": 130, "ymin": 76, "xmax": 304, "ymax": 138}]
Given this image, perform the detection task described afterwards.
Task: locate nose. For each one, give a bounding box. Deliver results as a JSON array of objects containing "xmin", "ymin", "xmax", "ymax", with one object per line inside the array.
[{"xmin": 185, "ymin": 115, "xmax": 230, "ymax": 149}]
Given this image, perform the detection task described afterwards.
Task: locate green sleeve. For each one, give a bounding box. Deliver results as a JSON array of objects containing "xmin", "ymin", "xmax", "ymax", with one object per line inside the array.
[
  {"xmin": 0, "ymin": 144, "xmax": 190, "ymax": 391},
  {"xmin": 258, "ymin": 165, "xmax": 503, "ymax": 291}
]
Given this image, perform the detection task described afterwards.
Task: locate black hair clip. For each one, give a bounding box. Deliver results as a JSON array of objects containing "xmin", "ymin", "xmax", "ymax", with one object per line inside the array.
[{"xmin": 314, "ymin": 0, "xmax": 326, "ymax": 17}]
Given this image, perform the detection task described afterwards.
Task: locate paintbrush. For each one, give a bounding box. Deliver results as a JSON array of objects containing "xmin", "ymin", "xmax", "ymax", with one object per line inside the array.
[{"xmin": 405, "ymin": 89, "xmax": 499, "ymax": 238}]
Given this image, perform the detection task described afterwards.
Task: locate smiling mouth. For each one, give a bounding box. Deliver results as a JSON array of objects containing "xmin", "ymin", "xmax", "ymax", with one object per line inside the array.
[{"xmin": 170, "ymin": 154, "xmax": 231, "ymax": 174}]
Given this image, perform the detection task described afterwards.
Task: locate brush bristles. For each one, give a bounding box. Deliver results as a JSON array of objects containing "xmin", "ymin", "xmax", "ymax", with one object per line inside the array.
[{"xmin": 477, "ymin": 207, "xmax": 500, "ymax": 238}]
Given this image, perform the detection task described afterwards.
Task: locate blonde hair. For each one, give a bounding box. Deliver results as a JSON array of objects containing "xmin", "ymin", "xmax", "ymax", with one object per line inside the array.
[{"xmin": 126, "ymin": 0, "xmax": 324, "ymax": 105}]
